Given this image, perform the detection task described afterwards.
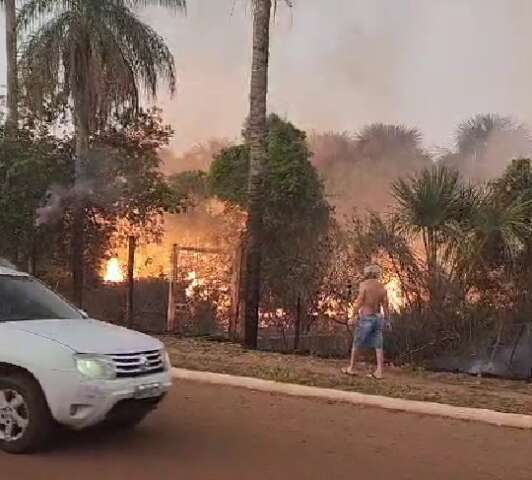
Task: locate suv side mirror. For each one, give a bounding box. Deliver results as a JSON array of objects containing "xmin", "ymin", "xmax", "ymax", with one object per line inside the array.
[{"xmin": 79, "ymin": 309, "xmax": 89, "ymax": 319}]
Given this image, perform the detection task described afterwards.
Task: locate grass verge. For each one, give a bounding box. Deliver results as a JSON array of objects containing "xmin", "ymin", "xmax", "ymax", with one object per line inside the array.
[{"xmin": 161, "ymin": 336, "xmax": 532, "ymax": 415}]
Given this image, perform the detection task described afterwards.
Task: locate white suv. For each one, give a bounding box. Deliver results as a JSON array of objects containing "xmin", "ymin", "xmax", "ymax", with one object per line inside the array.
[{"xmin": 0, "ymin": 265, "xmax": 173, "ymax": 453}]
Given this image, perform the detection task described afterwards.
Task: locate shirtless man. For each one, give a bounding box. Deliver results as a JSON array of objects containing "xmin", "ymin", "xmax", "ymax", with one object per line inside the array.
[{"xmin": 342, "ymin": 265, "xmax": 390, "ymax": 379}]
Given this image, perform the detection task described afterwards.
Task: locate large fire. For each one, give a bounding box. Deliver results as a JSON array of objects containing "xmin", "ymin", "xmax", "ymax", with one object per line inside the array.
[
  {"xmin": 104, "ymin": 258, "xmax": 125, "ymax": 283},
  {"xmin": 99, "ymin": 201, "xmax": 245, "ymax": 332},
  {"xmin": 100, "ymin": 199, "xmax": 406, "ymax": 332},
  {"xmin": 385, "ymin": 277, "xmax": 404, "ymax": 312}
]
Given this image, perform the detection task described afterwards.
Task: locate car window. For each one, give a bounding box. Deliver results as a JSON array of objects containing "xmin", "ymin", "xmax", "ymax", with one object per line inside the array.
[{"xmin": 0, "ymin": 276, "xmax": 82, "ymax": 321}]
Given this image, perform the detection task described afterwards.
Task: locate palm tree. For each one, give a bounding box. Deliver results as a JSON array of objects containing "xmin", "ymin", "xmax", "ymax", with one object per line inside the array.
[
  {"xmin": 1, "ymin": 0, "xmax": 18, "ymax": 133},
  {"xmin": 393, "ymin": 166, "xmax": 467, "ymax": 303},
  {"xmin": 457, "ymin": 114, "xmax": 515, "ymax": 156},
  {"xmin": 19, "ymin": 0, "xmax": 181, "ymax": 306},
  {"xmin": 356, "ymin": 123, "xmax": 430, "ymax": 171},
  {"xmin": 357, "ymin": 124, "xmax": 423, "ymax": 154},
  {"xmin": 461, "ymin": 160, "xmax": 532, "ymax": 278},
  {"xmin": 463, "ymin": 191, "xmax": 532, "ymax": 271},
  {"xmin": 450, "ymin": 114, "xmax": 532, "ymax": 180},
  {"xmin": 241, "ymin": 0, "xmax": 292, "ymax": 348}
]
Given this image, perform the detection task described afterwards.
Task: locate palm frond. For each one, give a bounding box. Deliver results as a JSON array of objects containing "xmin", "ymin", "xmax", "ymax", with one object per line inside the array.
[
  {"xmin": 20, "ymin": 10, "xmax": 74, "ymax": 112},
  {"xmin": 357, "ymin": 123, "xmax": 423, "ymax": 147},
  {"xmin": 99, "ymin": 1, "xmax": 176, "ymax": 98},
  {"xmin": 84, "ymin": 17, "xmax": 140, "ymax": 128},
  {"xmin": 20, "ymin": 0, "xmax": 176, "ymax": 128},
  {"xmin": 456, "ymin": 113, "xmax": 528, "ymax": 156},
  {"xmin": 393, "ymin": 165, "xmax": 463, "ymax": 233},
  {"xmin": 356, "ymin": 123, "xmax": 425, "ymax": 165},
  {"xmin": 447, "ymin": 185, "xmax": 532, "ymax": 277},
  {"xmin": 17, "ymin": 0, "xmax": 73, "ymax": 29},
  {"xmin": 125, "ymin": 0, "xmax": 186, "ymax": 10}
]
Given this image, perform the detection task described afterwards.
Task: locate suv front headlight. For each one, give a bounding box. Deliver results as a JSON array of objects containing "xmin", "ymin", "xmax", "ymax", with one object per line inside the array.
[
  {"xmin": 162, "ymin": 349, "xmax": 172, "ymax": 371},
  {"xmin": 74, "ymin": 354, "xmax": 116, "ymax": 380}
]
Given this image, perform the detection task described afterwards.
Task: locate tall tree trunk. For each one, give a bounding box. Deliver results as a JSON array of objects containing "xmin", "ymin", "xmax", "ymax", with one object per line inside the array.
[
  {"xmin": 425, "ymin": 227, "xmax": 439, "ymax": 307},
  {"xmin": 5, "ymin": 0, "xmax": 18, "ymax": 134},
  {"xmin": 71, "ymin": 44, "xmax": 90, "ymax": 307},
  {"xmin": 237, "ymin": 241, "xmax": 247, "ymax": 341},
  {"xmin": 229, "ymin": 235, "xmax": 244, "ymax": 340},
  {"xmin": 242, "ymin": 0, "xmax": 271, "ymax": 349}
]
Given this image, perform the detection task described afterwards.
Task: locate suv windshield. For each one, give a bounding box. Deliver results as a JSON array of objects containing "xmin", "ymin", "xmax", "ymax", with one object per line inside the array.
[{"xmin": 0, "ymin": 275, "xmax": 82, "ymax": 322}]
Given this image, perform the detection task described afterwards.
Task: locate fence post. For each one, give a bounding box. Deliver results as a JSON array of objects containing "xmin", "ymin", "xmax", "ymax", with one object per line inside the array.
[
  {"xmin": 126, "ymin": 235, "xmax": 136, "ymax": 329},
  {"xmin": 167, "ymin": 244, "xmax": 179, "ymax": 332},
  {"xmin": 294, "ymin": 296, "xmax": 302, "ymax": 351}
]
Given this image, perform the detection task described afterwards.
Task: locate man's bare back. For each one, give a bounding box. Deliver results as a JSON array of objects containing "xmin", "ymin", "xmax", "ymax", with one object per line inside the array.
[{"xmin": 356, "ymin": 278, "xmax": 388, "ymax": 317}]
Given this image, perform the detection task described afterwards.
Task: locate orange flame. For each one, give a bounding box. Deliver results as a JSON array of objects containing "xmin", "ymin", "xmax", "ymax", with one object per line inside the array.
[
  {"xmin": 104, "ymin": 258, "xmax": 124, "ymax": 283},
  {"xmin": 385, "ymin": 277, "xmax": 403, "ymax": 312},
  {"xmin": 185, "ymin": 271, "xmax": 198, "ymax": 298}
]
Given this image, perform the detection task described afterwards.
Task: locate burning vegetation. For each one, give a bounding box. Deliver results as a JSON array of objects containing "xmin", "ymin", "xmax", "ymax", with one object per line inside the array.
[
  {"xmin": 84, "ymin": 113, "xmax": 532, "ymax": 372},
  {"xmin": 99, "ymin": 198, "xmax": 244, "ymax": 333},
  {"xmin": 3, "ymin": 0, "xmax": 532, "ymax": 384},
  {"xmin": 3, "ymin": 104, "xmax": 532, "ymax": 372},
  {"xmin": 104, "ymin": 258, "xmax": 124, "ymax": 283}
]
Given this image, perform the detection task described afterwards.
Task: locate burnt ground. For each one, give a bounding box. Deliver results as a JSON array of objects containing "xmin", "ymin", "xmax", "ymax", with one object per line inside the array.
[
  {"xmin": 163, "ymin": 337, "xmax": 532, "ymax": 415},
  {"xmin": 3, "ymin": 382, "xmax": 531, "ymax": 480}
]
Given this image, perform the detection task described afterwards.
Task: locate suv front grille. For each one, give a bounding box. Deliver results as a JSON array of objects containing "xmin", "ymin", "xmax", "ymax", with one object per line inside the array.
[{"xmin": 110, "ymin": 350, "xmax": 165, "ymax": 378}]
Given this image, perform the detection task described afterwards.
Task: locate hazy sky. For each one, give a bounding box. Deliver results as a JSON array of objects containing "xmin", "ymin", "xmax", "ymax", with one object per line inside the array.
[{"xmin": 2, "ymin": 0, "xmax": 532, "ymax": 153}]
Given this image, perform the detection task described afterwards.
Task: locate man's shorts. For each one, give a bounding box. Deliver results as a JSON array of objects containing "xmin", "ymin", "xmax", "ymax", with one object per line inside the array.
[{"xmin": 353, "ymin": 314, "xmax": 384, "ymax": 349}]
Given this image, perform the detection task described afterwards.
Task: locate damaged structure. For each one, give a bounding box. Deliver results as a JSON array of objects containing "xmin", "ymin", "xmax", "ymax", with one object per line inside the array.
[{"xmin": 431, "ymin": 322, "xmax": 532, "ymax": 380}]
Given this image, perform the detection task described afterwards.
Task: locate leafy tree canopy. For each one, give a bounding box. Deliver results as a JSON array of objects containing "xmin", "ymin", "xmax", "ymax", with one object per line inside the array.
[
  {"xmin": 0, "ymin": 108, "xmax": 183, "ymax": 285},
  {"xmin": 0, "ymin": 123, "xmax": 71, "ymax": 265},
  {"xmin": 209, "ymin": 114, "xmax": 332, "ymax": 309}
]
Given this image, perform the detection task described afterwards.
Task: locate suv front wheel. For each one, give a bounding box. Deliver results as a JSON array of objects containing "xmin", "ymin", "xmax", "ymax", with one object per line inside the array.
[{"xmin": 0, "ymin": 373, "xmax": 54, "ymax": 454}]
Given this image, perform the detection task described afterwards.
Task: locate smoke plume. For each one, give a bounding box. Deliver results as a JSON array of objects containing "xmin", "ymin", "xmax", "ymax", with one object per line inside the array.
[
  {"xmin": 310, "ymin": 125, "xmax": 430, "ymax": 217},
  {"xmin": 36, "ymin": 182, "xmax": 95, "ymax": 227},
  {"xmin": 5, "ymin": 1, "xmax": 532, "ymax": 221},
  {"xmin": 135, "ymin": 0, "xmax": 532, "ymax": 160}
]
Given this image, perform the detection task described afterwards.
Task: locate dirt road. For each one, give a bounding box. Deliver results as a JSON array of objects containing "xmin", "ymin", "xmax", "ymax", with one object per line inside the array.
[{"xmin": 1, "ymin": 381, "xmax": 531, "ymax": 480}]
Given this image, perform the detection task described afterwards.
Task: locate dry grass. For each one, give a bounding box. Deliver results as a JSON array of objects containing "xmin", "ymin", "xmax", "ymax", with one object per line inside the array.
[{"xmin": 161, "ymin": 336, "xmax": 532, "ymax": 415}]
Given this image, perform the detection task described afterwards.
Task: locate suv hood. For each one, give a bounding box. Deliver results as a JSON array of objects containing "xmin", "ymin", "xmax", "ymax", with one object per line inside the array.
[{"xmin": 5, "ymin": 318, "xmax": 163, "ymax": 354}]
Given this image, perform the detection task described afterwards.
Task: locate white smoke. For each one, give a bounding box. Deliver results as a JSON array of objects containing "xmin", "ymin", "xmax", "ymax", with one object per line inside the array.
[
  {"xmin": 4, "ymin": 2, "xmax": 532, "ymax": 161},
  {"xmin": 36, "ymin": 182, "xmax": 95, "ymax": 227},
  {"xmin": 137, "ymin": 0, "xmax": 532, "ymax": 159}
]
